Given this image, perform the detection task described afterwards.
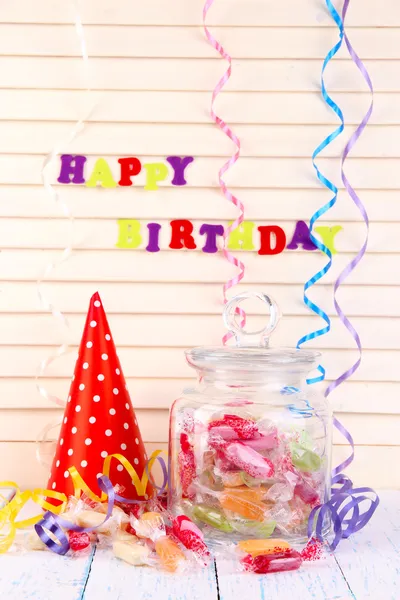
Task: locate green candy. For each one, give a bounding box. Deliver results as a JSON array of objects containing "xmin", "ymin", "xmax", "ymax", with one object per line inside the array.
[
  {"xmin": 193, "ymin": 504, "xmax": 233, "ymax": 533},
  {"xmin": 290, "ymin": 442, "xmax": 321, "ymax": 472},
  {"xmin": 231, "ymin": 519, "xmax": 276, "ymax": 538}
]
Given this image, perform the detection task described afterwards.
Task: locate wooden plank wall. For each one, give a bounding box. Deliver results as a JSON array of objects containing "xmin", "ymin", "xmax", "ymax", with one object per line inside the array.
[{"xmin": 0, "ymin": 0, "xmax": 398, "ymax": 489}]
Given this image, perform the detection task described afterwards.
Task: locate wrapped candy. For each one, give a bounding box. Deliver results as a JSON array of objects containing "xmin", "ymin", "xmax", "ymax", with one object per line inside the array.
[
  {"xmin": 168, "ymin": 292, "xmax": 330, "ymax": 546},
  {"xmin": 242, "ymin": 548, "xmax": 303, "ymax": 574}
]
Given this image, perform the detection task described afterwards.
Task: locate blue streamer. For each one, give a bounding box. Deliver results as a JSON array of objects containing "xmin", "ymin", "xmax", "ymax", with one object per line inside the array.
[{"xmin": 297, "ymin": 0, "xmax": 345, "ymax": 384}]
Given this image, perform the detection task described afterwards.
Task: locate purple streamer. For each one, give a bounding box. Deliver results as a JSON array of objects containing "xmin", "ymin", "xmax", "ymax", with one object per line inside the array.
[{"xmin": 308, "ymin": 0, "xmax": 379, "ymax": 548}]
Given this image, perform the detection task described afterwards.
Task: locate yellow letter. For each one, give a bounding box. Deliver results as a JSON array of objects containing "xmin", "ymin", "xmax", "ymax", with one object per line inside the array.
[
  {"xmin": 227, "ymin": 221, "xmax": 255, "ymax": 250},
  {"xmin": 143, "ymin": 163, "xmax": 169, "ymax": 191},
  {"xmin": 116, "ymin": 219, "xmax": 142, "ymax": 249},
  {"xmin": 314, "ymin": 225, "xmax": 342, "ymax": 255},
  {"xmin": 86, "ymin": 158, "xmax": 117, "ymax": 188}
]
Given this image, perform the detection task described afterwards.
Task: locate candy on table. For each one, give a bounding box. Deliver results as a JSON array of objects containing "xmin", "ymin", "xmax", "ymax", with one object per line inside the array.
[
  {"xmin": 172, "ymin": 515, "xmax": 210, "ymax": 561},
  {"xmin": 193, "ymin": 503, "xmax": 234, "ymax": 533},
  {"xmin": 26, "ymin": 531, "xmax": 46, "ymax": 551},
  {"xmin": 115, "ymin": 529, "xmax": 138, "ymax": 542},
  {"xmin": 290, "ymin": 442, "xmax": 322, "ymax": 472},
  {"xmin": 68, "ymin": 531, "xmax": 91, "ymax": 552},
  {"xmin": 178, "ymin": 433, "xmax": 196, "ymax": 499},
  {"xmin": 242, "ymin": 548, "xmax": 303, "ymax": 574},
  {"xmin": 113, "ymin": 539, "xmax": 151, "ymax": 566},
  {"xmin": 75, "ymin": 509, "xmax": 113, "ymax": 533},
  {"xmin": 135, "ymin": 511, "xmax": 165, "ymax": 539},
  {"xmin": 220, "ymin": 487, "xmax": 269, "ymax": 521},
  {"xmin": 238, "ymin": 538, "xmax": 290, "ymax": 557},
  {"xmin": 155, "ymin": 535, "xmax": 186, "ymax": 572}
]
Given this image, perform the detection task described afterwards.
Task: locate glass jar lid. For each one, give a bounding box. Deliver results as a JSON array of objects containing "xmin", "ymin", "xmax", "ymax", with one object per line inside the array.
[{"xmin": 186, "ymin": 292, "xmax": 320, "ymax": 374}]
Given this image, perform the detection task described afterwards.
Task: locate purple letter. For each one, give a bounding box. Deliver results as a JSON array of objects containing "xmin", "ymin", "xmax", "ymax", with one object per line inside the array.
[
  {"xmin": 57, "ymin": 154, "xmax": 87, "ymax": 184},
  {"xmin": 286, "ymin": 220, "xmax": 317, "ymax": 251},
  {"xmin": 146, "ymin": 223, "xmax": 161, "ymax": 253},
  {"xmin": 166, "ymin": 156, "xmax": 194, "ymax": 186},
  {"xmin": 200, "ymin": 224, "xmax": 224, "ymax": 253}
]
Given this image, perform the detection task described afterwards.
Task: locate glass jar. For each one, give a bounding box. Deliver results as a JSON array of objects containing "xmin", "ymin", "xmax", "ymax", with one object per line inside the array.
[{"xmin": 168, "ymin": 292, "xmax": 332, "ymax": 546}]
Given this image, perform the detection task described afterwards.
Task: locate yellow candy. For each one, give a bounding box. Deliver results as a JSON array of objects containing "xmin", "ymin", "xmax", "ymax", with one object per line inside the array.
[
  {"xmin": 113, "ymin": 540, "xmax": 150, "ymax": 566},
  {"xmin": 238, "ymin": 538, "xmax": 291, "ymax": 557},
  {"xmin": 155, "ymin": 536, "xmax": 186, "ymax": 572},
  {"xmin": 76, "ymin": 510, "xmax": 110, "ymax": 533}
]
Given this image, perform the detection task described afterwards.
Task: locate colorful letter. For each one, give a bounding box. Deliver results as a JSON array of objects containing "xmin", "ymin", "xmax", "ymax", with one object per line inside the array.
[
  {"xmin": 146, "ymin": 223, "xmax": 161, "ymax": 253},
  {"xmin": 314, "ymin": 225, "xmax": 342, "ymax": 255},
  {"xmin": 286, "ymin": 220, "xmax": 317, "ymax": 251},
  {"xmin": 143, "ymin": 162, "xmax": 169, "ymax": 191},
  {"xmin": 166, "ymin": 156, "xmax": 194, "ymax": 186},
  {"xmin": 169, "ymin": 219, "xmax": 197, "ymax": 250},
  {"xmin": 86, "ymin": 158, "xmax": 117, "ymax": 188},
  {"xmin": 116, "ymin": 219, "xmax": 142, "ymax": 249},
  {"xmin": 57, "ymin": 154, "xmax": 87, "ymax": 184},
  {"xmin": 258, "ymin": 225, "xmax": 286, "ymax": 255},
  {"xmin": 200, "ymin": 224, "xmax": 224, "ymax": 253},
  {"xmin": 118, "ymin": 157, "xmax": 142, "ymax": 186},
  {"xmin": 227, "ymin": 221, "xmax": 255, "ymax": 251}
]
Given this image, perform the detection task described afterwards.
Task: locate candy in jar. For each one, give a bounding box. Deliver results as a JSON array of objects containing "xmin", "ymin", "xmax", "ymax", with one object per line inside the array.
[{"xmin": 168, "ymin": 292, "xmax": 332, "ymax": 546}]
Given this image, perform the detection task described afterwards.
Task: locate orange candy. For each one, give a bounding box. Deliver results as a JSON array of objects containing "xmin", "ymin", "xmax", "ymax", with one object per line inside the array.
[
  {"xmin": 220, "ymin": 487, "xmax": 267, "ymax": 521},
  {"xmin": 238, "ymin": 538, "xmax": 291, "ymax": 557},
  {"xmin": 155, "ymin": 536, "xmax": 186, "ymax": 572}
]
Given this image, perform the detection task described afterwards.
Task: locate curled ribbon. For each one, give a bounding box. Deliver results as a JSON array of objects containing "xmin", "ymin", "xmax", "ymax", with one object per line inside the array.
[
  {"xmin": 0, "ymin": 451, "xmax": 168, "ymax": 554},
  {"xmin": 203, "ymin": 0, "xmax": 246, "ymax": 344},
  {"xmin": 297, "ymin": 0, "xmax": 344, "ymax": 384},
  {"xmin": 307, "ymin": 0, "xmax": 379, "ymax": 547}
]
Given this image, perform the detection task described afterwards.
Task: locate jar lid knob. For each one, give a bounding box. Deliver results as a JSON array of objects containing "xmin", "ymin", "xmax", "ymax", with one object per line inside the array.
[{"xmin": 223, "ymin": 291, "xmax": 280, "ymax": 347}]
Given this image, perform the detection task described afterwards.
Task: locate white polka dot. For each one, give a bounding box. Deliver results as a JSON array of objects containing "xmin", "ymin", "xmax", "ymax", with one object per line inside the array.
[
  {"xmin": 86, "ymin": 341, "xmax": 93, "ymax": 349},
  {"xmin": 81, "ymin": 460, "xmax": 87, "ymax": 468},
  {"xmin": 117, "ymin": 465, "xmax": 123, "ymax": 472},
  {"xmin": 113, "ymin": 388, "xmax": 119, "ymax": 395},
  {"xmin": 79, "ymin": 383, "xmax": 85, "ymax": 391},
  {"xmin": 52, "ymin": 482, "xmax": 56, "ymax": 489},
  {"xmin": 67, "ymin": 395, "xmax": 71, "ymax": 403},
  {"xmin": 60, "ymin": 438, "xmax": 64, "ymax": 446},
  {"xmin": 93, "ymin": 395, "xmax": 100, "ymax": 402},
  {"xmin": 64, "ymin": 470, "xmax": 69, "ymax": 478},
  {"xmin": 124, "ymin": 423, "xmax": 129, "ymax": 430},
  {"xmin": 71, "ymin": 427, "xmax": 77, "ymax": 434},
  {"xmin": 134, "ymin": 458, "xmax": 139, "ymax": 465},
  {"xmin": 94, "ymin": 300, "xmax": 101, "ymax": 307},
  {"xmin": 116, "ymin": 368, "xmax": 120, "ymax": 375},
  {"xmin": 121, "ymin": 443, "xmax": 127, "ymax": 450},
  {"xmin": 135, "ymin": 438, "xmax": 139, "ymax": 444},
  {"xmin": 90, "ymin": 320, "xmax": 97, "ymax": 328},
  {"xmin": 83, "ymin": 362, "xmax": 89, "ymax": 370},
  {"xmin": 105, "ymin": 334, "xmax": 111, "ymax": 341},
  {"xmin": 85, "ymin": 438, "xmax": 92, "ymax": 446},
  {"xmin": 89, "ymin": 416, "xmax": 96, "ymax": 424},
  {"xmin": 125, "ymin": 403, "xmax": 130, "ymax": 410},
  {"xmin": 64, "ymin": 417, "xmax": 68, "ymax": 424},
  {"xmin": 98, "ymin": 374, "xmax": 105, "ymax": 381},
  {"xmin": 56, "ymin": 460, "xmax": 60, "ymax": 467},
  {"xmin": 101, "ymin": 451, "xmax": 108, "ymax": 458},
  {"xmin": 68, "ymin": 449, "xmax": 73, "ymax": 456},
  {"xmin": 75, "ymin": 405, "xmax": 81, "ymax": 413},
  {"xmin": 109, "ymin": 408, "xmax": 116, "ymax": 416},
  {"xmin": 101, "ymin": 353, "xmax": 108, "ymax": 361},
  {"xmin": 105, "ymin": 429, "xmax": 112, "ymax": 437},
  {"xmin": 96, "ymin": 473, "xmax": 103, "ymax": 479}
]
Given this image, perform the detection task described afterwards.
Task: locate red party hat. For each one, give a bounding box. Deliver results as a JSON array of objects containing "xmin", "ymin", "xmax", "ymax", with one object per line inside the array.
[{"xmin": 47, "ymin": 292, "xmax": 151, "ymax": 502}]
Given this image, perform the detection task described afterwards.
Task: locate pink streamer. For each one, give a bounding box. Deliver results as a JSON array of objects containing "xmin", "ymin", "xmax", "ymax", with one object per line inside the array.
[{"xmin": 203, "ymin": 0, "xmax": 245, "ymax": 344}]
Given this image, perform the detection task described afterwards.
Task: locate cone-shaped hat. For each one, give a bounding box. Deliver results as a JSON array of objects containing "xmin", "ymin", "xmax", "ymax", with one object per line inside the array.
[{"xmin": 47, "ymin": 292, "xmax": 150, "ymax": 501}]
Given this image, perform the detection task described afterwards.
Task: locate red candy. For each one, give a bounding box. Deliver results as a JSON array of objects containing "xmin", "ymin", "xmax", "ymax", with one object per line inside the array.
[
  {"xmin": 125, "ymin": 524, "xmax": 137, "ymax": 536},
  {"xmin": 301, "ymin": 538, "xmax": 324, "ymax": 561},
  {"xmin": 68, "ymin": 531, "xmax": 91, "ymax": 552},
  {"xmin": 179, "ymin": 433, "xmax": 196, "ymax": 499},
  {"xmin": 224, "ymin": 442, "xmax": 275, "ymax": 479},
  {"xmin": 172, "ymin": 516, "xmax": 210, "ymax": 562},
  {"xmin": 209, "ymin": 415, "xmax": 259, "ymax": 440},
  {"xmin": 294, "ymin": 480, "xmax": 320, "ymax": 506},
  {"xmin": 242, "ymin": 548, "xmax": 303, "ymax": 574}
]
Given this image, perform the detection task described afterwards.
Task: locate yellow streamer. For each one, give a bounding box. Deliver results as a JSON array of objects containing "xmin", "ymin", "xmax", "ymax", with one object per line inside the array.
[{"xmin": 0, "ymin": 450, "xmax": 166, "ymax": 553}]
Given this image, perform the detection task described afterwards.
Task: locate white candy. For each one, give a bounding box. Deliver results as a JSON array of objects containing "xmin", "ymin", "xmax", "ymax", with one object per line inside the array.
[
  {"xmin": 112, "ymin": 506, "xmax": 130, "ymax": 526},
  {"xmin": 115, "ymin": 530, "xmax": 138, "ymax": 543},
  {"xmin": 113, "ymin": 540, "xmax": 150, "ymax": 566},
  {"xmin": 76, "ymin": 510, "xmax": 111, "ymax": 533},
  {"xmin": 26, "ymin": 531, "xmax": 46, "ymax": 551}
]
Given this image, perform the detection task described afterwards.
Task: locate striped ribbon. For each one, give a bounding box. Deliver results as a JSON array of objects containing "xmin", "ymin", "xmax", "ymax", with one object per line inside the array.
[{"xmin": 203, "ymin": 0, "xmax": 246, "ymax": 344}]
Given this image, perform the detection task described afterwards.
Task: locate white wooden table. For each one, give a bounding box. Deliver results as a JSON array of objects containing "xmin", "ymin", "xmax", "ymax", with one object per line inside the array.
[{"xmin": 0, "ymin": 490, "xmax": 398, "ymax": 600}]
